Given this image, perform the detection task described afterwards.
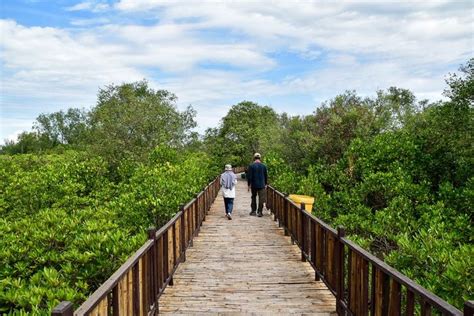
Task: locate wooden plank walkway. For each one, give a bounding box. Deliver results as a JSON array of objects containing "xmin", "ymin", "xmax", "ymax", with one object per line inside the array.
[{"xmin": 159, "ymin": 176, "xmax": 336, "ymax": 315}]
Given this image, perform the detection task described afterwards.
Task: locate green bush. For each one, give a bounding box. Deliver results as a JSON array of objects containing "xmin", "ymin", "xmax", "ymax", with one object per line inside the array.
[{"xmin": 0, "ymin": 149, "xmax": 216, "ymax": 314}]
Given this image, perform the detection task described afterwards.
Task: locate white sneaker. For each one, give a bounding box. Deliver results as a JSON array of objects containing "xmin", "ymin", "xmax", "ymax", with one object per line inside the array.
[{"xmin": 227, "ymin": 213, "xmax": 232, "ymax": 220}]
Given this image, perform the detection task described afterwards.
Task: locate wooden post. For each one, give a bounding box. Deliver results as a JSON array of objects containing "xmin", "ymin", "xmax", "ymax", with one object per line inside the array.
[
  {"xmin": 112, "ymin": 286, "xmax": 119, "ymax": 316},
  {"xmin": 273, "ymin": 189, "xmax": 277, "ymax": 222},
  {"xmin": 406, "ymin": 290, "xmax": 415, "ymax": 316},
  {"xmin": 172, "ymin": 222, "xmax": 177, "ymax": 267},
  {"xmin": 465, "ymin": 301, "xmax": 474, "ymax": 316},
  {"xmin": 195, "ymin": 194, "xmax": 201, "ymax": 233},
  {"xmin": 388, "ymin": 280, "xmax": 401, "ymax": 316},
  {"xmin": 170, "ymin": 221, "xmax": 176, "ymax": 287},
  {"xmin": 163, "ymin": 231, "xmax": 169, "ymax": 285},
  {"xmin": 52, "ymin": 301, "xmax": 73, "ymax": 316},
  {"xmin": 310, "ymin": 221, "xmax": 317, "ymax": 281},
  {"xmin": 284, "ymin": 195, "xmax": 289, "ymax": 236},
  {"xmin": 147, "ymin": 227, "xmax": 157, "ymax": 307},
  {"xmin": 148, "ymin": 227, "xmax": 156, "ymax": 240},
  {"xmin": 188, "ymin": 202, "xmax": 193, "ymax": 247},
  {"xmin": 278, "ymin": 193, "xmax": 283, "ymax": 228},
  {"xmin": 132, "ymin": 263, "xmax": 140, "ymax": 316},
  {"xmin": 180, "ymin": 205, "xmax": 186, "ymax": 262},
  {"xmin": 301, "ymin": 202, "xmax": 306, "ymax": 262},
  {"xmin": 198, "ymin": 193, "xmax": 205, "ymax": 224},
  {"xmin": 336, "ymin": 226, "xmax": 346, "ymax": 315}
]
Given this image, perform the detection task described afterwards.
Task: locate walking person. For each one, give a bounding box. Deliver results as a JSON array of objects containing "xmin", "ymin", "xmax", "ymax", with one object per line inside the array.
[
  {"xmin": 221, "ymin": 164, "xmax": 237, "ymax": 220},
  {"xmin": 247, "ymin": 153, "xmax": 268, "ymax": 217}
]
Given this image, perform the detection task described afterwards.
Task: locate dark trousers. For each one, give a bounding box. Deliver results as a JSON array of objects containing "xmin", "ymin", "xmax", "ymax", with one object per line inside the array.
[
  {"xmin": 224, "ymin": 197, "xmax": 234, "ymax": 214},
  {"xmin": 251, "ymin": 188, "xmax": 266, "ymax": 214}
]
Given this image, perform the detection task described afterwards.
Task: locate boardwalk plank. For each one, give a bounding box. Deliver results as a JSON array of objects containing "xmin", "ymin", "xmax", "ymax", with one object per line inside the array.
[{"xmin": 159, "ymin": 178, "xmax": 336, "ymax": 315}]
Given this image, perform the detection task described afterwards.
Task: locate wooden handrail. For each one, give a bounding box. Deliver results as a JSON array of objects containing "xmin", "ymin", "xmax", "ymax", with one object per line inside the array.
[
  {"xmin": 53, "ymin": 171, "xmax": 227, "ymax": 315},
  {"xmin": 266, "ymin": 185, "xmax": 467, "ymax": 316}
]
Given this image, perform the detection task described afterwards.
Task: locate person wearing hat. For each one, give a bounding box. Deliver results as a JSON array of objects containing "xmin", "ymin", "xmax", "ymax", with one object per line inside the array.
[
  {"xmin": 247, "ymin": 153, "xmax": 268, "ymax": 217},
  {"xmin": 220, "ymin": 164, "xmax": 237, "ymax": 220}
]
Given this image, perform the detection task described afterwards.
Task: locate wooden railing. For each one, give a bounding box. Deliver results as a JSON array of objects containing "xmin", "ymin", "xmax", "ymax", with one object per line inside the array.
[
  {"xmin": 266, "ymin": 185, "xmax": 472, "ymax": 316},
  {"xmin": 52, "ymin": 167, "xmax": 245, "ymax": 316}
]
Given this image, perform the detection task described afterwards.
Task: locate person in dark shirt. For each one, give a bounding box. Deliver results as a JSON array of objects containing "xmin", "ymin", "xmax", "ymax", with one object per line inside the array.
[{"xmin": 247, "ymin": 153, "xmax": 268, "ymax": 217}]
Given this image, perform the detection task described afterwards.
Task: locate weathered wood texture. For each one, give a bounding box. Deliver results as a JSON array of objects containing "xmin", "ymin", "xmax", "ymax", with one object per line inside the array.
[{"xmin": 159, "ymin": 178, "xmax": 336, "ymax": 315}]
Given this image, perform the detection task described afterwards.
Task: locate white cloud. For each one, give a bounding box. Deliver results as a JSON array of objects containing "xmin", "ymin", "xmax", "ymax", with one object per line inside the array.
[
  {"xmin": 0, "ymin": 19, "xmax": 145, "ymax": 103},
  {"xmin": 66, "ymin": 1, "xmax": 110, "ymax": 13},
  {"xmin": 0, "ymin": 118, "xmax": 35, "ymax": 143},
  {"xmin": 67, "ymin": 2, "xmax": 92, "ymax": 11},
  {"xmin": 97, "ymin": 23, "xmax": 275, "ymax": 72},
  {"xmin": 115, "ymin": 0, "xmax": 171, "ymax": 12},
  {"xmin": 70, "ymin": 17, "xmax": 111, "ymax": 26},
  {"xmin": 158, "ymin": 71, "xmax": 278, "ymax": 105}
]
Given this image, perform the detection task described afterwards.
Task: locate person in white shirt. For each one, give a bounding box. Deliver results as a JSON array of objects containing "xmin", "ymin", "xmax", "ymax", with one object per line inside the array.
[{"xmin": 220, "ymin": 164, "xmax": 237, "ymax": 220}]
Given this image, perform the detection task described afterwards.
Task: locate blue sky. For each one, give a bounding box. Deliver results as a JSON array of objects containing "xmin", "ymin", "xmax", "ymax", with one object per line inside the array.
[{"xmin": 1, "ymin": 0, "xmax": 472, "ymax": 143}]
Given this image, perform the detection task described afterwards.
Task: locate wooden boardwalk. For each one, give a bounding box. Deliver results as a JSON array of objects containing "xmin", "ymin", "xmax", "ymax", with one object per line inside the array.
[{"xmin": 159, "ymin": 177, "xmax": 336, "ymax": 315}]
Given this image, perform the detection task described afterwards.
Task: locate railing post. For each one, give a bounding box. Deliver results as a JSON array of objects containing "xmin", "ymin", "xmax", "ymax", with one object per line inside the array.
[
  {"xmin": 162, "ymin": 228, "xmax": 170, "ymax": 289},
  {"xmin": 284, "ymin": 195, "xmax": 289, "ymax": 236},
  {"xmin": 273, "ymin": 190, "xmax": 276, "ymax": 221},
  {"xmin": 147, "ymin": 227, "xmax": 157, "ymax": 306},
  {"xmin": 276, "ymin": 191, "xmax": 283, "ymax": 227},
  {"xmin": 195, "ymin": 194, "xmax": 201, "ymax": 234},
  {"xmin": 465, "ymin": 301, "xmax": 474, "ymax": 316},
  {"xmin": 180, "ymin": 204, "xmax": 186, "ymax": 262},
  {"xmin": 278, "ymin": 195, "xmax": 283, "ymax": 228},
  {"xmin": 51, "ymin": 301, "xmax": 73, "ymax": 316},
  {"xmin": 266, "ymin": 186, "xmax": 270, "ymax": 210},
  {"xmin": 148, "ymin": 227, "xmax": 156, "ymax": 240},
  {"xmin": 132, "ymin": 263, "xmax": 140, "ymax": 315},
  {"xmin": 336, "ymin": 226, "xmax": 346, "ymax": 315},
  {"xmin": 273, "ymin": 190, "xmax": 278, "ymax": 222},
  {"xmin": 206, "ymin": 186, "xmax": 209, "ymax": 212},
  {"xmin": 301, "ymin": 203, "xmax": 306, "ymax": 262},
  {"xmin": 186, "ymin": 201, "xmax": 192, "ymax": 247},
  {"xmin": 172, "ymin": 222, "xmax": 177, "ymax": 267}
]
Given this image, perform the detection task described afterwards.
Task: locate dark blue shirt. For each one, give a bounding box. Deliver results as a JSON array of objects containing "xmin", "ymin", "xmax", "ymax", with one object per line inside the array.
[{"xmin": 247, "ymin": 161, "xmax": 268, "ymax": 189}]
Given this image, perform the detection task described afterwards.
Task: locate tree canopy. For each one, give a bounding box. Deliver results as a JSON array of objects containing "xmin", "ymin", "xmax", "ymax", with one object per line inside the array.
[
  {"xmin": 204, "ymin": 101, "xmax": 282, "ymax": 168},
  {"xmin": 89, "ymin": 80, "xmax": 196, "ymax": 166}
]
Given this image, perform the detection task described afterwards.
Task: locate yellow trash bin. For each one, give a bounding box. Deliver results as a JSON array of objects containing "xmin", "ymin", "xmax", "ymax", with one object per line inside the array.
[{"xmin": 288, "ymin": 194, "xmax": 314, "ymax": 213}]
